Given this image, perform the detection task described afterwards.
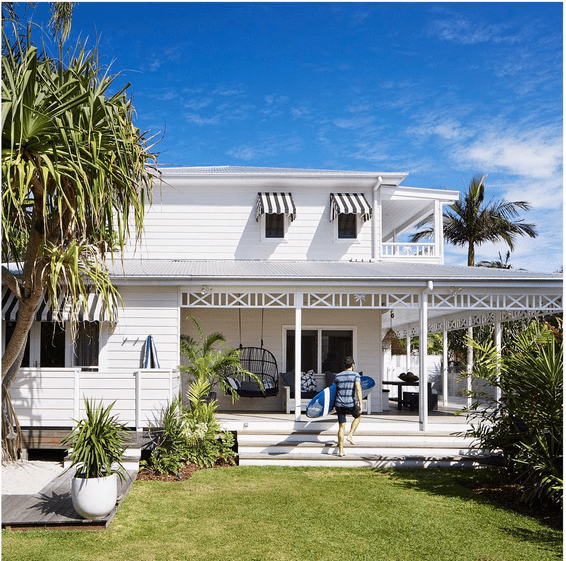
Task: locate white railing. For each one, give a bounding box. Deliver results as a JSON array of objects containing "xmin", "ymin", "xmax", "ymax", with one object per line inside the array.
[
  {"xmin": 382, "ymin": 242, "xmax": 436, "ymax": 258},
  {"xmin": 10, "ymin": 368, "xmax": 180, "ymax": 431}
]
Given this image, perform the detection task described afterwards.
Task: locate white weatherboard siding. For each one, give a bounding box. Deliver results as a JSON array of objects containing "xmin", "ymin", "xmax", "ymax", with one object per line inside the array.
[
  {"xmin": 126, "ymin": 177, "xmax": 373, "ymax": 262},
  {"xmin": 181, "ymin": 308, "xmax": 383, "ymax": 412},
  {"xmin": 105, "ymin": 286, "xmax": 180, "ymax": 371}
]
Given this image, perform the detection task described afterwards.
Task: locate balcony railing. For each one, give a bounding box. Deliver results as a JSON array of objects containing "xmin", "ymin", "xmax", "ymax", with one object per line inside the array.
[{"xmin": 382, "ymin": 242, "xmax": 437, "ymax": 259}]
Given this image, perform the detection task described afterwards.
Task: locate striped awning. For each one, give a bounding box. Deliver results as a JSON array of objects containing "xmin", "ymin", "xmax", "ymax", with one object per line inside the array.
[
  {"xmin": 2, "ymin": 287, "xmax": 116, "ymax": 323},
  {"xmin": 256, "ymin": 192, "xmax": 296, "ymax": 222},
  {"xmin": 330, "ymin": 193, "xmax": 372, "ymax": 222}
]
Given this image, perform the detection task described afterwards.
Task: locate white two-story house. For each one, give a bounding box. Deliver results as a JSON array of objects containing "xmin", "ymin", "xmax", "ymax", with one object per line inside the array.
[{"xmin": 3, "ymin": 166, "xmax": 562, "ymax": 430}]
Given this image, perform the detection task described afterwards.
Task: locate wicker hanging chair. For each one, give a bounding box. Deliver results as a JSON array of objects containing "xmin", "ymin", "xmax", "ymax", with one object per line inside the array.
[{"xmin": 223, "ymin": 309, "xmax": 279, "ymax": 398}]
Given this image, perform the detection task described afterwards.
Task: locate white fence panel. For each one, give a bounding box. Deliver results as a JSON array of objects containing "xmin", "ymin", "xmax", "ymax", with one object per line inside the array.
[
  {"xmin": 11, "ymin": 368, "xmax": 77, "ymax": 426},
  {"xmin": 10, "ymin": 368, "xmax": 179, "ymax": 429}
]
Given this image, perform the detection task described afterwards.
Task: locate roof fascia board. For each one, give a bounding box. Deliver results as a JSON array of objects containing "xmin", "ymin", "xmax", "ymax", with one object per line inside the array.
[{"xmin": 380, "ymin": 184, "xmax": 459, "ymax": 202}]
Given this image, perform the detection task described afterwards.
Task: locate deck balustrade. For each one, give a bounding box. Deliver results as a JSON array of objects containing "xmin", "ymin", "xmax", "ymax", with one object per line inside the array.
[{"xmin": 10, "ymin": 368, "xmax": 179, "ymax": 431}]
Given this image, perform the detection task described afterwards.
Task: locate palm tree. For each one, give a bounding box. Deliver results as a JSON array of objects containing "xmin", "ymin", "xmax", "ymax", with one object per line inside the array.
[
  {"xmin": 2, "ymin": 26, "xmax": 158, "ymax": 459},
  {"xmin": 180, "ymin": 317, "xmax": 259, "ymax": 403},
  {"xmin": 411, "ymin": 174, "xmax": 537, "ymax": 266},
  {"xmin": 476, "ymin": 250, "xmax": 528, "ymax": 270}
]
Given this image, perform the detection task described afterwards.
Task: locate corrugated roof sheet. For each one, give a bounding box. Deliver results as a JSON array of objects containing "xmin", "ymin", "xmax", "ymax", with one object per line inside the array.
[
  {"xmin": 158, "ymin": 166, "xmax": 408, "ymax": 179},
  {"xmin": 109, "ymin": 259, "xmax": 561, "ymax": 284}
]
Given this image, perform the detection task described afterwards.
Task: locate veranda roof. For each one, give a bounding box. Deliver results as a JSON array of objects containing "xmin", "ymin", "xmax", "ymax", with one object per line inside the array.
[
  {"xmin": 109, "ymin": 258, "xmax": 561, "ymax": 285},
  {"xmin": 108, "ymin": 259, "xmax": 562, "ymax": 336}
]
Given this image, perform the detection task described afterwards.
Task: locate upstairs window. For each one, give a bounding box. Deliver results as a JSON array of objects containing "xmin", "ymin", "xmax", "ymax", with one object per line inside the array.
[
  {"xmin": 265, "ymin": 213, "xmax": 285, "ymax": 238},
  {"xmin": 338, "ymin": 213, "xmax": 357, "ymax": 239},
  {"xmin": 256, "ymin": 192, "xmax": 296, "ymax": 240},
  {"xmin": 330, "ymin": 193, "xmax": 372, "ymax": 241}
]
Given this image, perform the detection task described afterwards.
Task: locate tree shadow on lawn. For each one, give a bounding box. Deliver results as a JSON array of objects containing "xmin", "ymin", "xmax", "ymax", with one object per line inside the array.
[{"xmin": 377, "ymin": 467, "xmax": 562, "ymax": 550}]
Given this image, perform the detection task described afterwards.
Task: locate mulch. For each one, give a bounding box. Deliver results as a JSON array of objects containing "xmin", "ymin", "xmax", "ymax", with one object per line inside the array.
[{"xmin": 136, "ymin": 463, "xmax": 228, "ymax": 482}]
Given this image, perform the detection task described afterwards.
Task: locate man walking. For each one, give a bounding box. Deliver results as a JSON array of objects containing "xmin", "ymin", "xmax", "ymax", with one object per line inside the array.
[{"xmin": 334, "ymin": 356, "xmax": 363, "ymax": 457}]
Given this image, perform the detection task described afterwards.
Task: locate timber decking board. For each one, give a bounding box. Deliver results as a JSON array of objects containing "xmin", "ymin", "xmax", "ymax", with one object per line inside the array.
[{"xmin": 2, "ymin": 468, "xmax": 137, "ymax": 529}]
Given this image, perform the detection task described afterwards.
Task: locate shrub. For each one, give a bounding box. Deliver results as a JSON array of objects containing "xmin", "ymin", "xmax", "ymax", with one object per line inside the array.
[
  {"xmin": 142, "ymin": 394, "xmax": 237, "ymax": 474},
  {"xmin": 463, "ymin": 319, "xmax": 563, "ymax": 507}
]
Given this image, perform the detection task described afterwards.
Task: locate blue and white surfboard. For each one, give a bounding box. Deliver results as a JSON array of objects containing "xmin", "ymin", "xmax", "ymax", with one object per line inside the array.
[{"xmin": 305, "ymin": 376, "xmax": 375, "ymax": 418}]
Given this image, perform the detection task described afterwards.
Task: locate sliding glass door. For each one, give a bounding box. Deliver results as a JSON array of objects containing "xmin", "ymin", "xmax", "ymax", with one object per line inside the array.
[{"xmin": 285, "ymin": 328, "xmax": 354, "ymax": 374}]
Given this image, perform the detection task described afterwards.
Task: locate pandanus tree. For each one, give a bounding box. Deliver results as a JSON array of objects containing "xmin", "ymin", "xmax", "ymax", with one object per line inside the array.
[
  {"xmin": 1, "ymin": 24, "xmax": 159, "ymax": 460},
  {"xmin": 411, "ymin": 174, "xmax": 537, "ymax": 266}
]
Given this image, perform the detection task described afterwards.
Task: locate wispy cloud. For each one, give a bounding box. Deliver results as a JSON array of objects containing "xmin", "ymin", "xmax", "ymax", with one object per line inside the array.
[
  {"xmin": 333, "ymin": 116, "xmax": 375, "ymax": 130},
  {"xmin": 227, "ymin": 136, "xmax": 302, "ymax": 161},
  {"xmin": 185, "ymin": 113, "xmax": 221, "ymax": 125},
  {"xmin": 428, "ymin": 15, "xmax": 523, "ymax": 45},
  {"xmin": 456, "ymin": 129, "xmax": 562, "ymax": 181}
]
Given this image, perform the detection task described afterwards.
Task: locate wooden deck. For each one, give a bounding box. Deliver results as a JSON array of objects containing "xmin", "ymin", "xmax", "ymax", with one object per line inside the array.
[{"xmin": 2, "ymin": 469, "xmax": 138, "ymax": 530}]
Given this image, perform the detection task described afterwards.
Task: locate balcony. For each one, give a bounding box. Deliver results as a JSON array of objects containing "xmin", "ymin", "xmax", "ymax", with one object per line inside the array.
[{"xmin": 381, "ymin": 242, "xmax": 439, "ymax": 262}]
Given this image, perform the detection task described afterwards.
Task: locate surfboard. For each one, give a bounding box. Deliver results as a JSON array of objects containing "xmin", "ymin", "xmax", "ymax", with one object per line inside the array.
[{"xmin": 305, "ymin": 375, "xmax": 375, "ymax": 418}]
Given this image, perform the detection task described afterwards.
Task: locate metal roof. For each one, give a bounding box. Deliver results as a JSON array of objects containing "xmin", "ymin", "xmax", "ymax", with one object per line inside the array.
[
  {"xmin": 110, "ymin": 259, "xmax": 562, "ymax": 287},
  {"xmin": 158, "ymin": 166, "xmax": 409, "ymax": 183}
]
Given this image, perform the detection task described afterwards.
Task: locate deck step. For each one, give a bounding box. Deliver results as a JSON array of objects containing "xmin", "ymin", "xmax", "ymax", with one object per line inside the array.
[
  {"xmin": 239, "ymin": 454, "xmax": 490, "ymax": 468},
  {"xmin": 233, "ymin": 421, "xmax": 488, "ymax": 468}
]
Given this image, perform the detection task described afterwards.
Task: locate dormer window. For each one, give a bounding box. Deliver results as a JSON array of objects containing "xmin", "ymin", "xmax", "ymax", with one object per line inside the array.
[
  {"xmin": 330, "ymin": 193, "xmax": 372, "ymax": 240},
  {"xmin": 256, "ymin": 192, "xmax": 296, "ymax": 240}
]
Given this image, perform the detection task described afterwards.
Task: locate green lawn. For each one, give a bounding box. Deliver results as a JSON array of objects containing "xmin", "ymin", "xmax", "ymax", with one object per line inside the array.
[{"xmin": 3, "ymin": 467, "xmax": 562, "ymax": 561}]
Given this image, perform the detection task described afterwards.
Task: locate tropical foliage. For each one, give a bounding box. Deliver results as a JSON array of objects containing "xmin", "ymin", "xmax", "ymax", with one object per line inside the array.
[
  {"xmin": 462, "ymin": 319, "xmax": 563, "ymax": 507},
  {"xmin": 62, "ymin": 398, "xmax": 128, "ymax": 479},
  {"xmin": 1, "ymin": 14, "xmax": 158, "ymax": 459},
  {"xmin": 411, "ymin": 174, "xmax": 537, "ymax": 266},
  {"xmin": 142, "ymin": 394, "xmax": 237, "ymax": 474},
  {"xmin": 179, "ymin": 316, "xmax": 260, "ymax": 400}
]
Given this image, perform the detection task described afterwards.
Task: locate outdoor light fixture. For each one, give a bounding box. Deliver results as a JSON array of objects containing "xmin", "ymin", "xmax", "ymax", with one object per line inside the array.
[{"xmin": 382, "ymin": 311, "xmax": 404, "ymax": 355}]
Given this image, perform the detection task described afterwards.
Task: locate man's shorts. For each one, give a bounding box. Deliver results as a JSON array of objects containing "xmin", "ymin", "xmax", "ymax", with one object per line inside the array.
[{"xmin": 335, "ymin": 404, "xmax": 361, "ymax": 424}]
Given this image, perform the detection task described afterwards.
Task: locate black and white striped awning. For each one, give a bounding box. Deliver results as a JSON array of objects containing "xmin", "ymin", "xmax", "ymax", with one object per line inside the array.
[
  {"xmin": 256, "ymin": 192, "xmax": 296, "ymax": 222},
  {"xmin": 330, "ymin": 193, "xmax": 372, "ymax": 222},
  {"xmin": 2, "ymin": 287, "xmax": 115, "ymax": 323}
]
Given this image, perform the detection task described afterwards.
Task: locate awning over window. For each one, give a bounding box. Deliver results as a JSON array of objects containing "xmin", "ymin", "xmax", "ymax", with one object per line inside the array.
[
  {"xmin": 256, "ymin": 192, "xmax": 296, "ymax": 222},
  {"xmin": 330, "ymin": 193, "xmax": 372, "ymax": 223},
  {"xmin": 2, "ymin": 287, "xmax": 115, "ymax": 323}
]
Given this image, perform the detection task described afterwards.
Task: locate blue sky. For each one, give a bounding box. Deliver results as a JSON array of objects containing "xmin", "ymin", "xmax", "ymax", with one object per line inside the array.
[{"xmin": 25, "ymin": 2, "xmax": 563, "ymax": 272}]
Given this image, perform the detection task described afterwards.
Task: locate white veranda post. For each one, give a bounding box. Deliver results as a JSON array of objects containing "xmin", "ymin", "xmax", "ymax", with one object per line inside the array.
[
  {"xmin": 419, "ymin": 281, "xmax": 433, "ymax": 431},
  {"xmin": 294, "ymin": 295, "xmax": 303, "ymax": 421}
]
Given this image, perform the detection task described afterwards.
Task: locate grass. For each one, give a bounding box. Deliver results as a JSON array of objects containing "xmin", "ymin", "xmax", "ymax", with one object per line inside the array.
[{"xmin": 2, "ymin": 466, "xmax": 562, "ymax": 561}]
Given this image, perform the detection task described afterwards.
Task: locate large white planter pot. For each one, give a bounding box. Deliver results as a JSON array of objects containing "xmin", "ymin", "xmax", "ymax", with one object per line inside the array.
[{"xmin": 71, "ymin": 474, "xmax": 118, "ymax": 519}]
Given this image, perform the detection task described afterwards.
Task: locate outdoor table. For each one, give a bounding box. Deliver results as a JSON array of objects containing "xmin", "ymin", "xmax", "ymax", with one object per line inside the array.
[{"xmin": 381, "ymin": 380, "xmax": 420, "ymax": 410}]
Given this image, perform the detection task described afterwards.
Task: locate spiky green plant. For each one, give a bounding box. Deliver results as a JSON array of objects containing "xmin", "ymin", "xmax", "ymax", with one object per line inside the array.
[
  {"xmin": 62, "ymin": 398, "xmax": 128, "ymax": 479},
  {"xmin": 462, "ymin": 319, "xmax": 563, "ymax": 507}
]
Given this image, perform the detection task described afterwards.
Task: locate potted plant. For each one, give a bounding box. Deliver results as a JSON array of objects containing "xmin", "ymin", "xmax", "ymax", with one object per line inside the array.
[{"xmin": 62, "ymin": 398, "xmax": 128, "ymax": 519}]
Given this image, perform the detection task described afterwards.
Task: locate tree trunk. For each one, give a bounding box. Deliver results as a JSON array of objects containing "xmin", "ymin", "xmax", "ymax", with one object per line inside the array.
[
  {"xmin": 2, "ymin": 275, "xmax": 45, "ymax": 461},
  {"xmin": 2, "ymin": 343, "xmax": 26, "ymax": 462}
]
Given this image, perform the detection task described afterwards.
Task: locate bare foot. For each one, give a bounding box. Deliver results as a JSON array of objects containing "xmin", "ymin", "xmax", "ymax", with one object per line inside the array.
[{"xmin": 346, "ymin": 436, "xmax": 355, "ymax": 445}]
